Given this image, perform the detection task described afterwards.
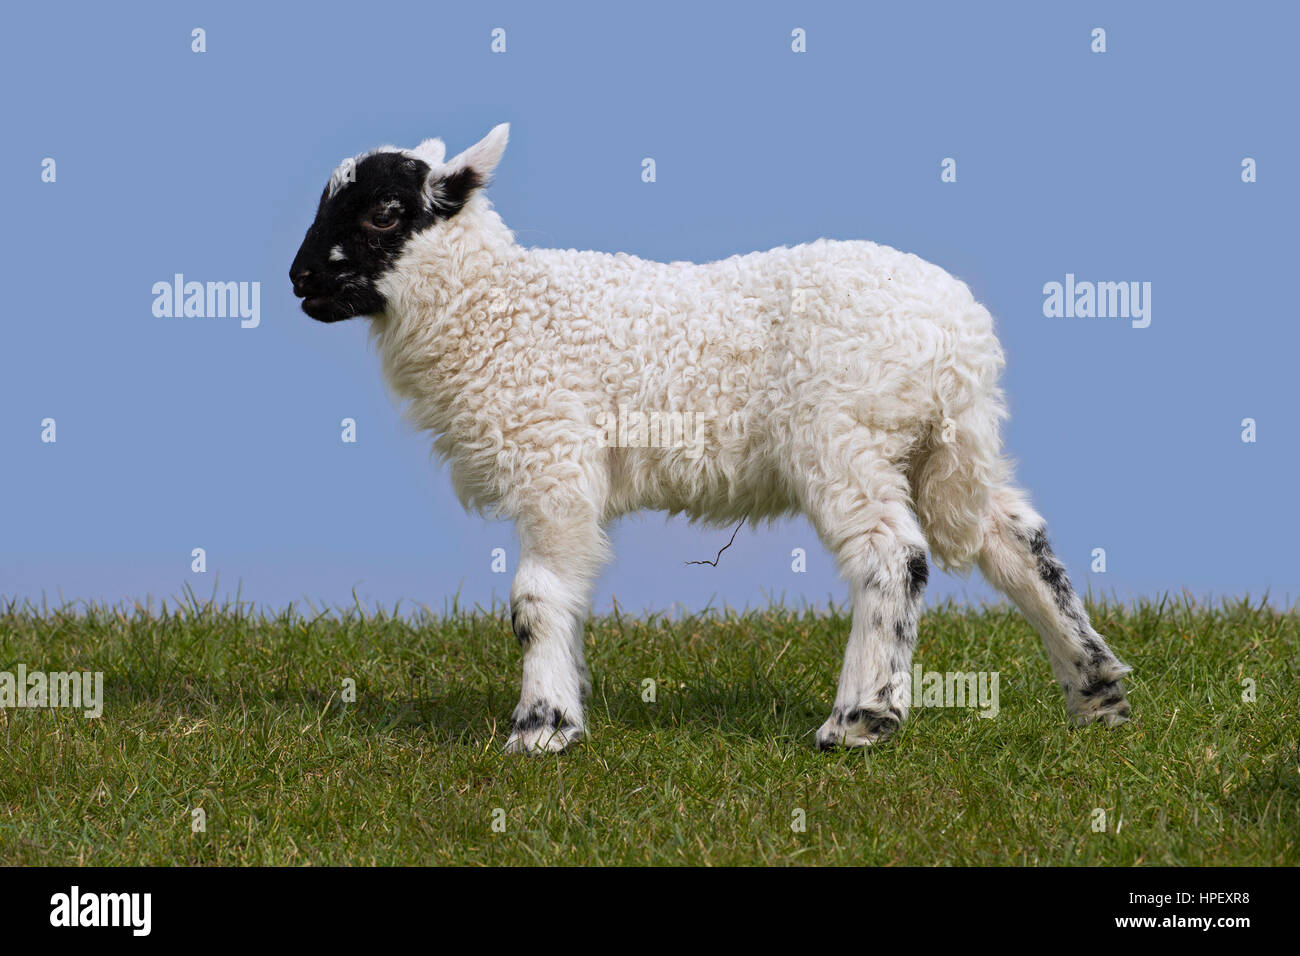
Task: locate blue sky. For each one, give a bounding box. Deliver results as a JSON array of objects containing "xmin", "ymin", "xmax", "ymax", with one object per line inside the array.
[{"xmin": 2, "ymin": 1, "xmax": 1296, "ymax": 613}]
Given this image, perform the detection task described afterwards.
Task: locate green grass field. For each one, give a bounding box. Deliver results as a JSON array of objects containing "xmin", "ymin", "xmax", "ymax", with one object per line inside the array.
[{"xmin": 0, "ymin": 596, "xmax": 1295, "ymax": 866}]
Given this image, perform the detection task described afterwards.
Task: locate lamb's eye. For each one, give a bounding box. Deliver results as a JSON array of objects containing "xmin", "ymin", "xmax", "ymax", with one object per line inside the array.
[{"xmin": 365, "ymin": 208, "xmax": 400, "ymax": 231}]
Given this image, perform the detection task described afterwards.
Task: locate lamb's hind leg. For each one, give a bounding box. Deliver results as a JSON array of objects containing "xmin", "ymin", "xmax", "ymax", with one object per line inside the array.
[
  {"xmin": 804, "ymin": 457, "xmax": 929, "ymax": 750},
  {"xmin": 504, "ymin": 509, "xmax": 608, "ymax": 754},
  {"xmin": 977, "ymin": 486, "xmax": 1131, "ymax": 726}
]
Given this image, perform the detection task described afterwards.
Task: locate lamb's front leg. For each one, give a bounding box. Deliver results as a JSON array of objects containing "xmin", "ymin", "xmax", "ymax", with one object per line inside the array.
[{"xmin": 504, "ymin": 513, "xmax": 608, "ymax": 754}]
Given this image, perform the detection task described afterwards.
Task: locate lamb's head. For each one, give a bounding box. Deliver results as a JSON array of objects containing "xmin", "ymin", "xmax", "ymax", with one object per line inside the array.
[{"xmin": 289, "ymin": 123, "xmax": 509, "ymax": 322}]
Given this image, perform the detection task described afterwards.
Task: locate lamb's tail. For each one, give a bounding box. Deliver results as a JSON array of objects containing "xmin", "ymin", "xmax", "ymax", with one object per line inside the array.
[{"xmin": 911, "ymin": 308, "xmax": 1009, "ymax": 572}]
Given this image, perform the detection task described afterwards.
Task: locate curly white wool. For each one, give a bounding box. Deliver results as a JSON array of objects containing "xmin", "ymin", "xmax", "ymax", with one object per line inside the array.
[{"xmin": 376, "ymin": 200, "xmax": 1005, "ymax": 562}]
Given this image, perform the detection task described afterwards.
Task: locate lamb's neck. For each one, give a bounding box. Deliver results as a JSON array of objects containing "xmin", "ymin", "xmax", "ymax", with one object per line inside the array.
[{"xmin": 373, "ymin": 202, "xmax": 529, "ymax": 429}]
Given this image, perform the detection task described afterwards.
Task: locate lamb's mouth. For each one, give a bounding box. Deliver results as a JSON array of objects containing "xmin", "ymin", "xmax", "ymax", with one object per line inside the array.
[{"xmin": 301, "ymin": 294, "xmax": 352, "ymax": 323}]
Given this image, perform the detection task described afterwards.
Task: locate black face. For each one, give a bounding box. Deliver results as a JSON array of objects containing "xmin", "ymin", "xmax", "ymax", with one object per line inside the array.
[{"xmin": 289, "ymin": 152, "xmax": 479, "ymax": 322}]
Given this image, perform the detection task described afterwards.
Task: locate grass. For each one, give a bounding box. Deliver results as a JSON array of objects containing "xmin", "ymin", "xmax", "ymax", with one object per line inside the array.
[{"xmin": 0, "ymin": 595, "xmax": 1295, "ymax": 866}]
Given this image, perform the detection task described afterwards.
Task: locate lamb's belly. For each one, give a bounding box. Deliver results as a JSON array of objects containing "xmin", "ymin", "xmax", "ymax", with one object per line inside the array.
[{"xmin": 610, "ymin": 440, "xmax": 793, "ymax": 523}]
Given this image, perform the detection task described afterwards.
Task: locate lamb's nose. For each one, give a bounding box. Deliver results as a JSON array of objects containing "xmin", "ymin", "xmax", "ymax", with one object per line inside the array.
[{"xmin": 290, "ymin": 268, "xmax": 313, "ymax": 297}]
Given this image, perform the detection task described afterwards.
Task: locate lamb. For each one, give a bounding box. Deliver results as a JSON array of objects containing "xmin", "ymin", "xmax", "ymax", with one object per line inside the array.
[{"xmin": 289, "ymin": 124, "xmax": 1132, "ymax": 753}]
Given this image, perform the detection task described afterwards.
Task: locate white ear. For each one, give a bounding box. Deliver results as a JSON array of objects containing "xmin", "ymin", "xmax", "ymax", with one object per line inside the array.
[
  {"xmin": 446, "ymin": 123, "xmax": 509, "ymax": 180},
  {"xmin": 411, "ymin": 138, "xmax": 446, "ymax": 166}
]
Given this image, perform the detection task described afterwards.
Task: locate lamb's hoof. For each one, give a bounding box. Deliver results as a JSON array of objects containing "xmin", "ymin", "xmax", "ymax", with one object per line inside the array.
[
  {"xmin": 1068, "ymin": 680, "xmax": 1132, "ymax": 728},
  {"xmin": 503, "ymin": 704, "xmax": 583, "ymax": 754},
  {"xmin": 815, "ymin": 707, "xmax": 900, "ymax": 751},
  {"xmin": 504, "ymin": 725, "xmax": 582, "ymax": 754}
]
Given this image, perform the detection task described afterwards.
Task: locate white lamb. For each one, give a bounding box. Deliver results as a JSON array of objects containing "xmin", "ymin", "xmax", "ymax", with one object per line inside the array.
[{"xmin": 289, "ymin": 124, "xmax": 1132, "ymax": 752}]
